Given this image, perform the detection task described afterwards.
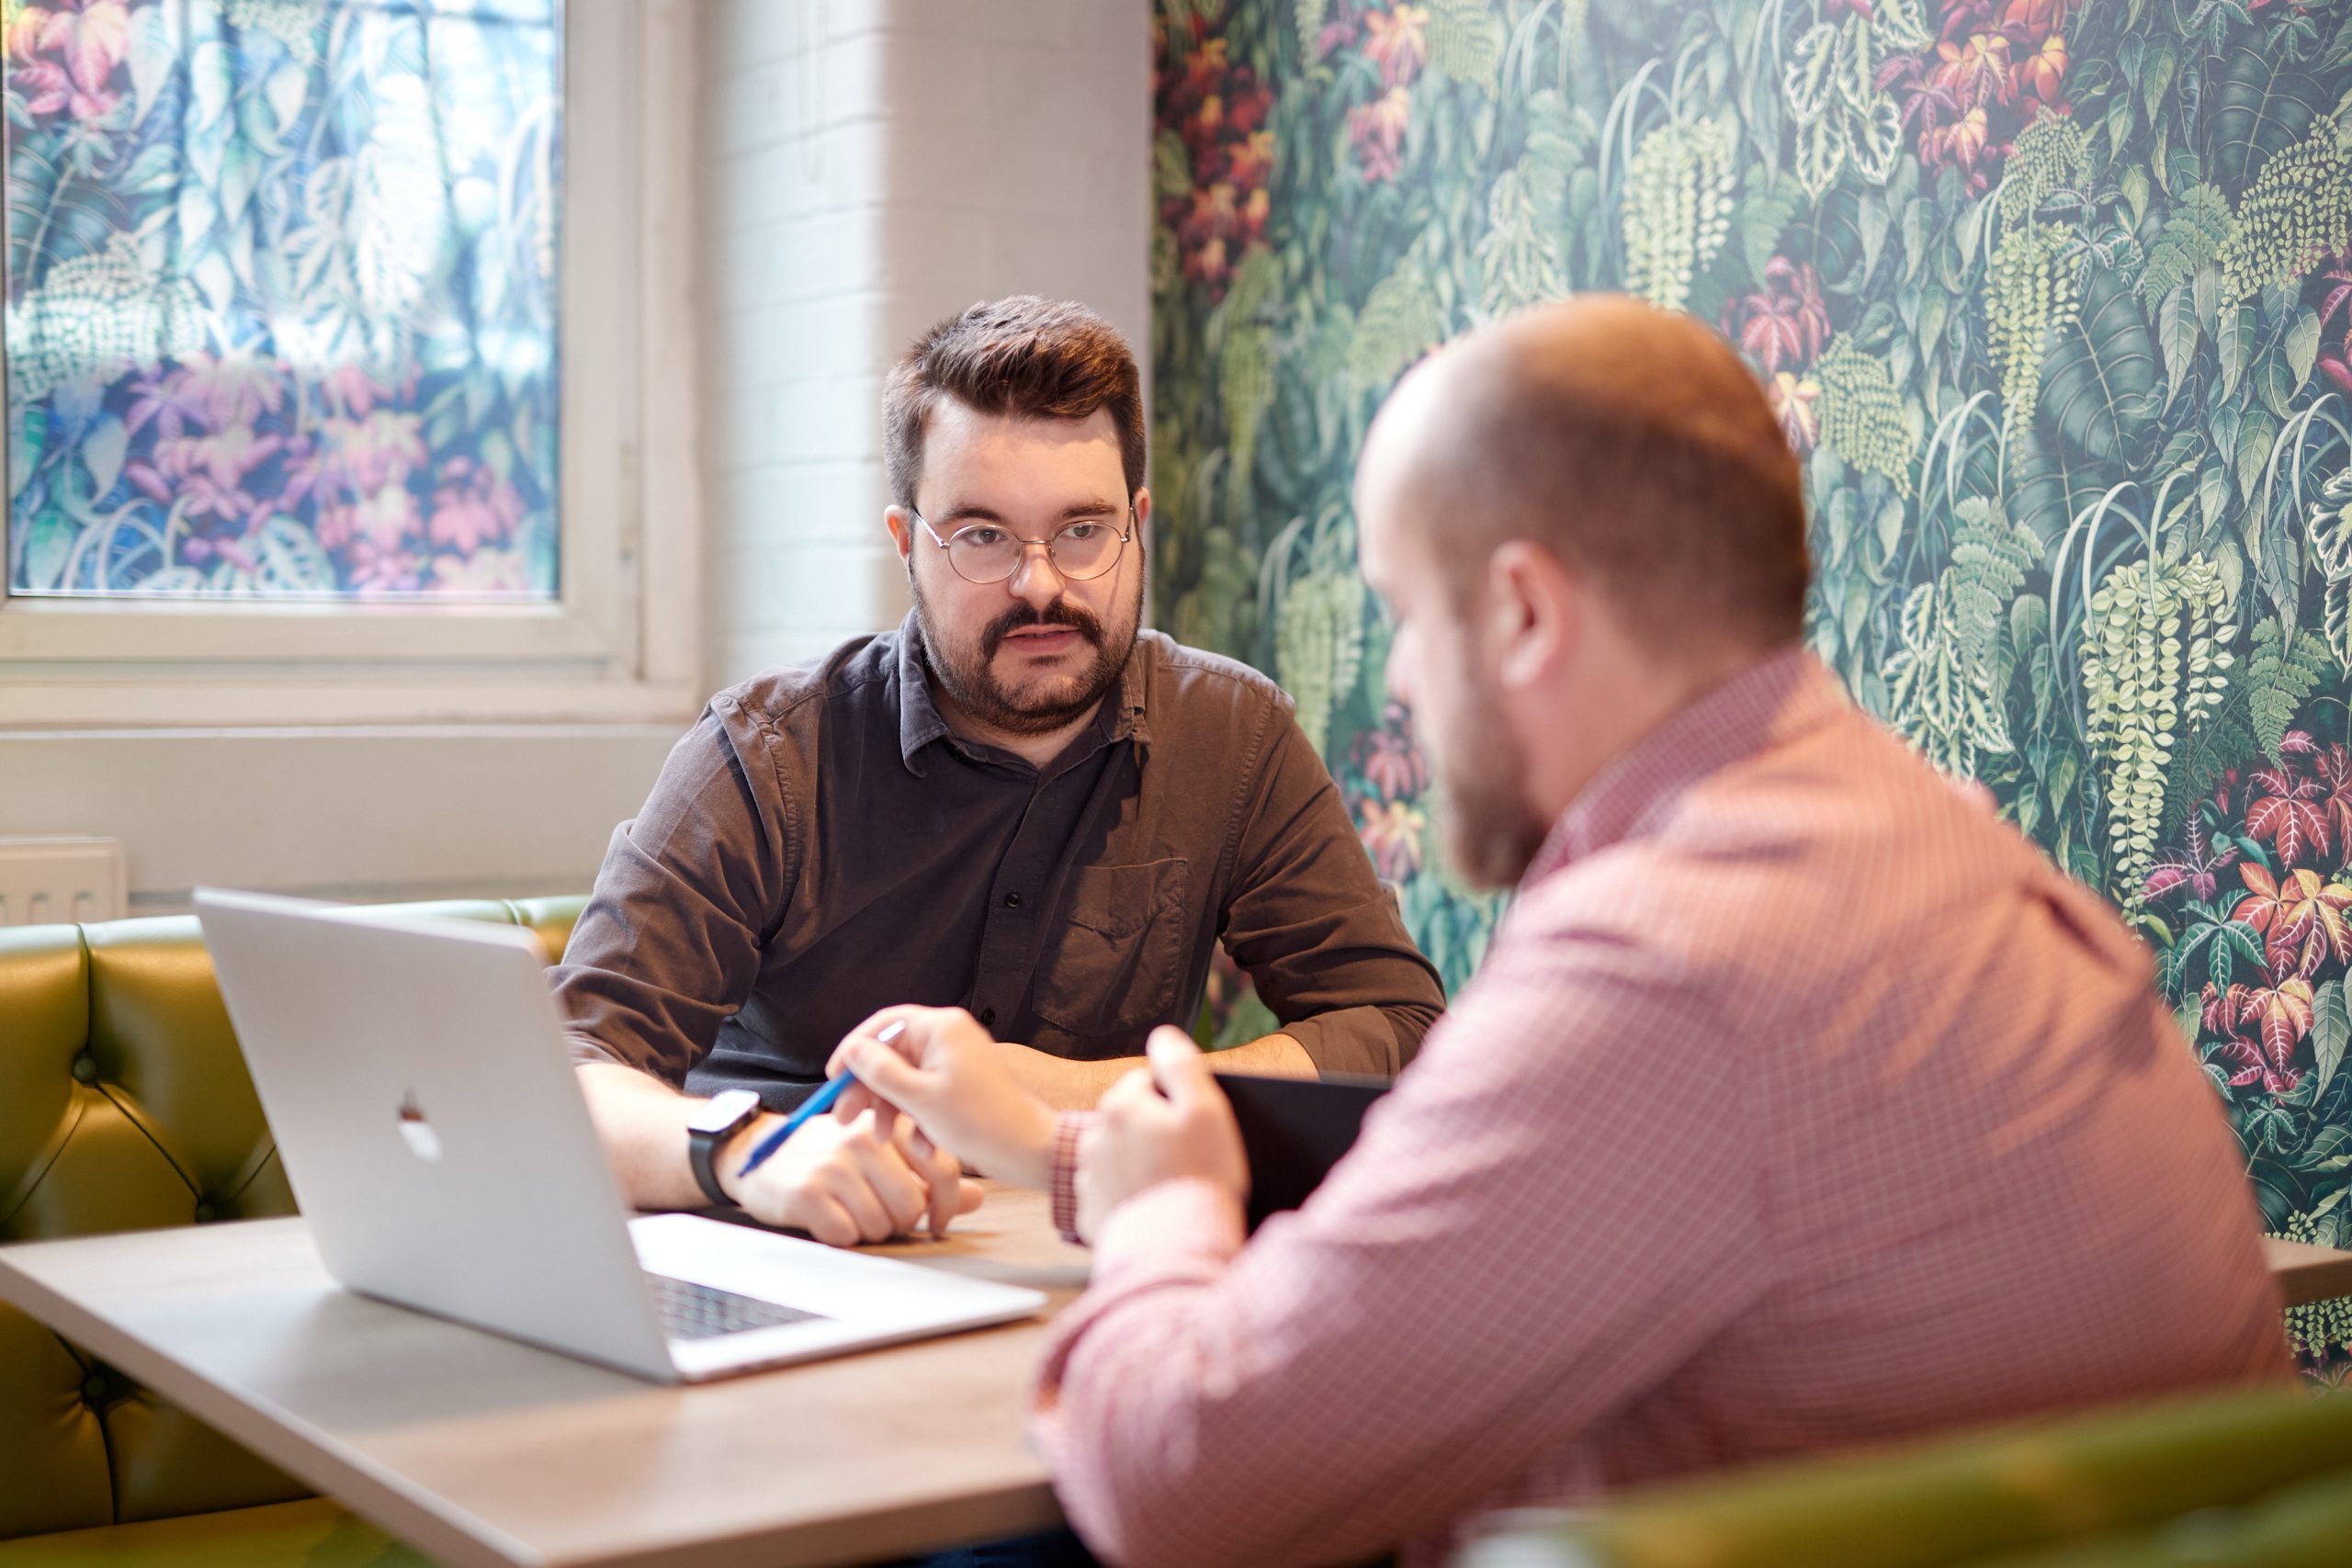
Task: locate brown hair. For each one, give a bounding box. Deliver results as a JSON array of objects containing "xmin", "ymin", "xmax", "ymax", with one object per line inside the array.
[
  {"xmin": 1411, "ymin": 298, "xmax": 1809, "ymax": 654},
  {"xmin": 883, "ymin": 297, "xmax": 1147, "ymax": 512}
]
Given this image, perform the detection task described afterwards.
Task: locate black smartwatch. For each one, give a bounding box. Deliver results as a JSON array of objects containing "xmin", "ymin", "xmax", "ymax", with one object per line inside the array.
[{"xmin": 685, "ymin": 1089, "xmax": 763, "ymax": 1207}]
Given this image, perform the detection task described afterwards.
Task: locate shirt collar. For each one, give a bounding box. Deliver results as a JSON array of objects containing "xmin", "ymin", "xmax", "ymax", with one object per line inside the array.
[
  {"xmin": 894, "ymin": 611, "xmax": 1152, "ymax": 775},
  {"xmin": 1523, "ymin": 642, "xmax": 1847, "ymax": 884},
  {"xmin": 895, "ymin": 613, "xmax": 955, "ymax": 774}
]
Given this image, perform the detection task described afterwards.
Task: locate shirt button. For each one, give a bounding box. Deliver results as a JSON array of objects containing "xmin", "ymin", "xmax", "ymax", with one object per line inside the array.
[
  {"xmin": 978, "ymin": 1007, "xmax": 998, "ymax": 1028},
  {"xmin": 1002, "ymin": 891, "xmax": 1023, "ymax": 909}
]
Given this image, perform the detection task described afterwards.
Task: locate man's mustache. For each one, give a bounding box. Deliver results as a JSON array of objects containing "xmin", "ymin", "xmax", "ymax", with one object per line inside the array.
[{"xmin": 981, "ymin": 600, "xmax": 1102, "ymax": 660}]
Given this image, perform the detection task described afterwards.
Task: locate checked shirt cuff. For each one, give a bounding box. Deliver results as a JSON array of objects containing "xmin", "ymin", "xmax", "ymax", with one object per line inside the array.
[{"xmin": 1049, "ymin": 1111, "xmax": 1091, "ymax": 1242}]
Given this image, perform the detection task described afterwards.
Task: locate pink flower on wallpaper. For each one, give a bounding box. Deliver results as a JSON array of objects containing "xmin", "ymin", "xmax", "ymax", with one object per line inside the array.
[
  {"xmin": 1359, "ymin": 796, "xmax": 1428, "ymax": 882},
  {"xmin": 312, "ymin": 410, "xmax": 428, "ymax": 495},
  {"xmin": 433, "ymin": 547, "xmax": 534, "ymax": 594},
  {"xmin": 140, "ymin": 467, "xmax": 254, "ymax": 527},
  {"xmin": 129, "ymin": 352, "xmax": 285, "ymax": 439},
  {"xmin": 1360, "ymin": 714, "xmax": 1428, "ymax": 802},
  {"xmin": 427, "ymin": 457, "xmax": 525, "ymax": 553},
  {"xmin": 151, "ymin": 426, "xmax": 281, "ymax": 491},
  {"xmin": 13, "ymin": 55, "xmax": 114, "ymax": 118},
  {"xmin": 1770, "ymin": 372, "xmax": 1822, "ymax": 451},
  {"xmin": 17, "ymin": 0, "xmax": 128, "ymax": 117},
  {"xmin": 343, "ymin": 536, "xmax": 427, "ymax": 595},
  {"xmin": 317, "ymin": 362, "xmax": 401, "ymax": 419},
  {"xmin": 38, "ymin": 0, "xmax": 129, "ymax": 89},
  {"xmin": 185, "ymin": 534, "xmax": 259, "ymax": 573},
  {"xmin": 318, "ymin": 485, "xmax": 424, "ymax": 554},
  {"xmin": 1348, "ymin": 85, "xmax": 1413, "ymax": 183},
  {"xmin": 1362, "ymin": 6, "xmax": 1429, "ymax": 90}
]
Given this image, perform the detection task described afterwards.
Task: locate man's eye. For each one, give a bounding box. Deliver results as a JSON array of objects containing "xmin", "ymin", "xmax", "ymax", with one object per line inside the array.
[
  {"xmin": 1061, "ymin": 522, "xmax": 1105, "ymax": 542},
  {"xmin": 960, "ymin": 527, "xmax": 1008, "ymax": 548}
]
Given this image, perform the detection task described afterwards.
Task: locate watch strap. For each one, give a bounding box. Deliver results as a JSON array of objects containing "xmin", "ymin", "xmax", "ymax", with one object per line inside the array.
[
  {"xmin": 687, "ymin": 1124, "xmax": 733, "ymax": 1207},
  {"xmin": 687, "ymin": 1095, "xmax": 760, "ymax": 1206}
]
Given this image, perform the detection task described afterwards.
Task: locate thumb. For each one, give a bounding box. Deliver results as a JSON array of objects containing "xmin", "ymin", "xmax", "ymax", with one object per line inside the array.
[{"xmin": 1146, "ymin": 1025, "xmax": 1214, "ymax": 1106}]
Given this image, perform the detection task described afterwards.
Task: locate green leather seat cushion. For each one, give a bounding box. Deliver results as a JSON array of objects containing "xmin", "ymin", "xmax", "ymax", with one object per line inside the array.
[
  {"xmin": 0, "ymin": 1498, "xmax": 432, "ymax": 1567},
  {"xmin": 1543, "ymin": 1386, "xmax": 2352, "ymax": 1568},
  {"xmin": 1, "ymin": 898, "xmax": 581, "ymax": 1548}
]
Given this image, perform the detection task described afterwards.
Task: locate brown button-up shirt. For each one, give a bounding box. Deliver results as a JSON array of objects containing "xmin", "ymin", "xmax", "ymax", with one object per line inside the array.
[{"xmin": 554, "ymin": 615, "xmax": 1444, "ymax": 1109}]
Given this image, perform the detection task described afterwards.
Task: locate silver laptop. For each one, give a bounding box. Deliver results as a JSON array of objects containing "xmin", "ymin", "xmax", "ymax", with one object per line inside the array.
[{"xmin": 195, "ymin": 887, "xmax": 1045, "ymax": 1383}]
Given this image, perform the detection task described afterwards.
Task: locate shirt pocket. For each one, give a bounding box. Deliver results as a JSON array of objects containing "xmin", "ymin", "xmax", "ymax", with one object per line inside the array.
[{"xmin": 1030, "ymin": 858, "xmax": 1191, "ymax": 1045}]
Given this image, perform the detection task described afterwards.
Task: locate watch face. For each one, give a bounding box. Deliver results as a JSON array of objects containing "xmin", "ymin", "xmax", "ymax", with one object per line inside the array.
[{"xmin": 687, "ymin": 1088, "xmax": 761, "ymax": 1136}]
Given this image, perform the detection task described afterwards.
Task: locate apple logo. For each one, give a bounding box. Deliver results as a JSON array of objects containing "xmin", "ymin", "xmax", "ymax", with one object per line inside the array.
[{"xmin": 397, "ymin": 1092, "xmax": 443, "ymax": 1163}]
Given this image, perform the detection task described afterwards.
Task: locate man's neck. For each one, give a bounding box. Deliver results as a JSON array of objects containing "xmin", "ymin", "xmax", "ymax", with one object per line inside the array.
[
  {"xmin": 927, "ymin": 678, "xmax": 1103, "ymax": 770},
  {"xmin": 1531, "ymin": 637, "xmax": 1780, "ymax": 825}
]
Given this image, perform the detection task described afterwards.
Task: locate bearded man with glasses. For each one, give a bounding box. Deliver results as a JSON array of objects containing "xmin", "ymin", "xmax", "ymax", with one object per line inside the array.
[{"xmin": 552, "ymin": 296, "xmax": 1444, "ymax": 1252}]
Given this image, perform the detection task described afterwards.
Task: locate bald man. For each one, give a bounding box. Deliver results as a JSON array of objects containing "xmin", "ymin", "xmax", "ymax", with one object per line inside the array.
[{"xmin": 831, "ymin": 298, "xmax": 2293, "ymax": 1566}]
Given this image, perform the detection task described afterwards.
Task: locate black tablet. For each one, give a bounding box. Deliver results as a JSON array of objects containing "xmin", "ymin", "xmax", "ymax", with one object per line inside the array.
[{"xmin": 1216, "ymin": 1070, "xmax": 1391, "ymax": 1232}]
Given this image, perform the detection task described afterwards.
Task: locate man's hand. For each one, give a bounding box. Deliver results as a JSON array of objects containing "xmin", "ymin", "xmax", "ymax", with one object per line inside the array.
[
  {"xmin": 718, "ymin": 1107, "xmax": 981, "ymax": 1247},
  {"xmin": 829, "ymin": 1006, "xmax": 1063, "ymax": 1190},
  {"xmin": 1074, "ymin": 1027, "xmax": 1249, "ymax": 1244}
]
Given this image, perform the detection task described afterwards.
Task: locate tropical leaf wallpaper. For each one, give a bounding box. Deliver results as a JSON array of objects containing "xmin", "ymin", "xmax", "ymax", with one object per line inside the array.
[
  {"xmin": 3, "ymin": 0, "xmax": 560, "ymax": 599},
  {"xmin": 1151, "ymin": 0, "xmax": 2352, "ymax": 1371}
]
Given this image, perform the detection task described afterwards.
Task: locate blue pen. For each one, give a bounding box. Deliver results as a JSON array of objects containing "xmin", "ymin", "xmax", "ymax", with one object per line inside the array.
[{"xmin": 735, "ymin": 1020, "xmax": 904, "ymax": 1179}]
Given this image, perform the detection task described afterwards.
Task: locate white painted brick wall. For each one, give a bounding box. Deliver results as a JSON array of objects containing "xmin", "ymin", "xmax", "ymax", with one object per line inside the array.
[{"xmin": 698, "ymin": 0, "xmax": 1149, "ymax": 687}]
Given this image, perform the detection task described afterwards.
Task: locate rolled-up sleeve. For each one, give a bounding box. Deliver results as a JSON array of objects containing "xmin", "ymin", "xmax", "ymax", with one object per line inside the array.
[
  {"xmin": 551, "ymin": 698, "xmax": 794, "ymax": 1084},
  {"xmin": 1219, "ymin": 712, "xmax": 1445, "ymax": 1077}
]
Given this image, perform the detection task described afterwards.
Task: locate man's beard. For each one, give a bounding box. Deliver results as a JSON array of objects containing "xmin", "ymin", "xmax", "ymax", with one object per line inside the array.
[
  {"xmin": 1431, "ymin": 669, "xmax": 1551, "ymax": 889},
  {"xmin": 910, "ymin": 572, "xmax": 1140, "ymax": 737}
]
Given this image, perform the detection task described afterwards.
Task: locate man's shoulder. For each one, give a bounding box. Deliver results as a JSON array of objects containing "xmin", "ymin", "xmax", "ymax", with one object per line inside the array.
[
  {"xmin": 1135, "ymin": 630, "xmax": 1295, "ymax": 721},
  {"xmin": 710, "ymin": 631, "xmax": 900, "ymax": 732}
]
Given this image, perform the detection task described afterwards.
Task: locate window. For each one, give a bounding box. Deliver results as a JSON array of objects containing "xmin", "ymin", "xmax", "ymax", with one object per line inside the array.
[{"xmin": 0, "ymin": 0, "xmax": 700, "ymax": 726}]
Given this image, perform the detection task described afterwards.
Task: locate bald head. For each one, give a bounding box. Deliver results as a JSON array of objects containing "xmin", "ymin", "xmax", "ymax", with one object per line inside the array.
[{"xmin": 1358, "ymin": 295, "xmax": 1808, "ymax": 659}]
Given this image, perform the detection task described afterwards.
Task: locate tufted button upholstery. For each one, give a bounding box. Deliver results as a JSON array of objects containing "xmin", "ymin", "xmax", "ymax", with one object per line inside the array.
[{"xmin": 0, "ymin": 896, "xmax": 585, "ymax": 1540}]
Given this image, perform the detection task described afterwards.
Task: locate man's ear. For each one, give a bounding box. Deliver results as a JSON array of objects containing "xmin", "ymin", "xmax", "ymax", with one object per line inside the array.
[
  {"xmin": 1485, "ymin": 539, "xmax": 1577, "ymax": 694},
  {"xmin": 885, "ymin": 507, "xmax": 913, "ymax": 563},
  {"xmin": 1131, "ymin": 487, "xmax": 1152, "ymax": 540}
]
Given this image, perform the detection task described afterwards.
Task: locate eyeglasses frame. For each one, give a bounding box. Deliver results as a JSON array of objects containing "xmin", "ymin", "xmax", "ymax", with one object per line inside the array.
[{"xmin": 908, "ymin": 503, "xmax": 1136, "ymax": 585}]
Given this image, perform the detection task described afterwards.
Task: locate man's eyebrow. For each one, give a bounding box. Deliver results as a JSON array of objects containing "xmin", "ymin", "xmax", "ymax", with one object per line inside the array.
[{"xmin": 932, "ymin": 500, "xmax": 1125, "ymax": 526}]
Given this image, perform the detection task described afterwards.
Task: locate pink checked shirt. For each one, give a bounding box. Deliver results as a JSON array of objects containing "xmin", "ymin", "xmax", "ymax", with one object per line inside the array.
[{"xmin": 1030, "ymin": 646, "xmax": 2293, "ymax": 1568}]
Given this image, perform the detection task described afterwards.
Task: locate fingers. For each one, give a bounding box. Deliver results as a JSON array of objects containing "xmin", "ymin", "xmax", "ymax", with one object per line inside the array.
[
  {"xmin": 830, "ymin": 1004, "xmax": 964, "ymax": 1077},
  {"xmin": 795, "ymin": 1192, "xmax": 860, "ymax": 1249},
  {"xmin": 823, "ymin": 1168, "xmax": 898, "ymax": 1244},
  {"xmin": 904, "ymin": 1122, "xmax": 963, "ymax": 1238},
  {"xmin": 840, "ymin": 1120, "xmax": 930, "ymax": 1239},
  {"xmin": 839, "ymin": 1032, "xmax": 931, "ymax": 1112},
  {"xmin": 1146, "ymin": 1026, "xmax": 1214, "ymax": 1105},
  {"xmin": 1098, "ymin": 1064, "xmax": 1161, "ymax": 1120}
]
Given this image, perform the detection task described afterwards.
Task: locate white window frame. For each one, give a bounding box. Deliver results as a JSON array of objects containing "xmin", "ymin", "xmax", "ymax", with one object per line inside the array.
[{"xmin": 0, "ymin": 0, "xmax": 702, "ymax": 728}]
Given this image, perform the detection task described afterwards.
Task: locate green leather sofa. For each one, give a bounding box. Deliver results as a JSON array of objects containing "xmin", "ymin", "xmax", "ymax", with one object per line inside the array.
[
  {"xmin": 1455, "ymin": 1383, "xmax": 2352, "ymax": 1568},
  {"xmin": 0, "ymin": 897, "xmax": 582, "ymax": 1567}
]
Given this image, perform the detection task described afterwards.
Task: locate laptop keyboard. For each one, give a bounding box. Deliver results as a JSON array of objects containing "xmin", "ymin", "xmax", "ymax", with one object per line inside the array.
[{"xmin": 647, "ymin": 1272, "xmax": 826, "ymax": 1341}]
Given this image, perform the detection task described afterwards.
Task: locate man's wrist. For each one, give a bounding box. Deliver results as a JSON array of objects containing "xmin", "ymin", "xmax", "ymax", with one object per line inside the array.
[
  {"xmin": 1000, "ymin": 1099, "xmax": 1063, "ymax": 1191},
  {"xmin": 997, "ymin": 1041, "xmax": 1127, "ymax": 1111},
  {"xmin": 711, "ymin": 1114, "xmax": 777, "ymax": 1205}
]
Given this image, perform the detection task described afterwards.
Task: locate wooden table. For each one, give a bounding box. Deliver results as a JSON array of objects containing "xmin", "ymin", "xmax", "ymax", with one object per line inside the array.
[
  {"xmin": 6, "ymin": 1190, "xmax": 2350, "ymax": 1568},
  {"xmin": 0, "ymin": 1184, "xmax": 1087, "ymax": 1568}
]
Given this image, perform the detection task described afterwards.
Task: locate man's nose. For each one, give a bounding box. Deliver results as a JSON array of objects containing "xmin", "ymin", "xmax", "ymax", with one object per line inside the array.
[{"xmin": 1006, "ymin": 541, "xmax": 1069, "ymax": 606}]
